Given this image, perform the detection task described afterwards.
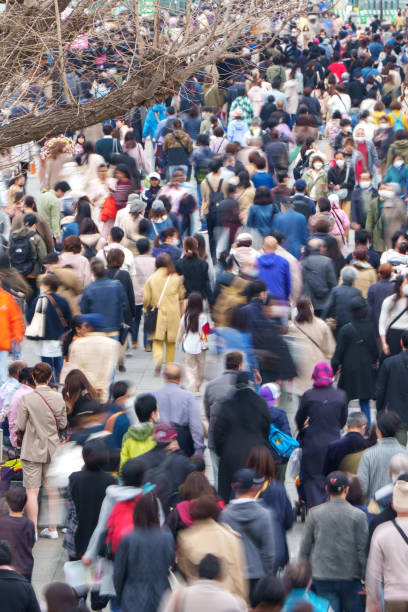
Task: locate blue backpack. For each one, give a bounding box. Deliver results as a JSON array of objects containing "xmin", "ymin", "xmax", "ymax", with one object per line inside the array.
[{"xmin": 269, "ymin": 425, "xmax": 299, "ymax": 459}]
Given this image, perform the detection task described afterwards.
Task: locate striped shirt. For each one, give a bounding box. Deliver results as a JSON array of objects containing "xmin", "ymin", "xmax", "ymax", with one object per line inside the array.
[{"xmin": 357, "ymin": 438, "xmax": 408, "ymax": 501}]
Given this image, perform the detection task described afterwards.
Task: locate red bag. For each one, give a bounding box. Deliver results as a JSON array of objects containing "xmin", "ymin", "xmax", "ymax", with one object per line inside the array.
[
  {"xmin": 100, "ymin": 195, "xmax": 117, "ymax": 222},
  {"xmin": 105, "ymin": 494, "xmax": 143, "ymax": 556}
]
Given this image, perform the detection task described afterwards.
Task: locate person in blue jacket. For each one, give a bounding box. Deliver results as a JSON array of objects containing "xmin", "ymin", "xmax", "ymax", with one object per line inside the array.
[
  {"xmin": 142, "ymin": 103, "xmax": 168, "ymax": 141},
  {"xmin": 271, "ymin": 199, "xmax": 309, "ymax": 259},
  {"xmin": 257, "ymin": 235, "xmax": 291, "ymax": 301},
  {"xmin": 247, "ymin": 186, "xmax": 279, "ymax": 237}
]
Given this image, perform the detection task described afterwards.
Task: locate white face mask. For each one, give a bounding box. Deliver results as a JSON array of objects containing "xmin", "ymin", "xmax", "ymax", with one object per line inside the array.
[
  {"xmin": 378, "ymin": 124, "xmax": 388, "ymax": 130},
  {"xmin": 394, "ymin": 160, "xmax": 404, "ymax": 168},
  {"xmin": 354, "ymin": 136, "xmax": 365, "ymax": 143},
  {"xmin": 379, "ymin": 189, "xmax": 392, "ymax": 199},
  {"xmin": 403, "ymin": 284, "xmax": 408, "ymax": 297},
  {"xmin": 336, "ymin": 159, "xmax": 345, "ymax": 168},
  {"xmin": 360, "ymin": 181, "xmax": 371, "ymax": 189},
  {"xmin": 313, "ymin": 162, "xmax": 323, "ymax": 170}
]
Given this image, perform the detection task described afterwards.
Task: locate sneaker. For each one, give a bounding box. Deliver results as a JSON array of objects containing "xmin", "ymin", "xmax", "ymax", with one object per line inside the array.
[
  {"xmin": 125, "ymin": 348, "xmax": 133, "ymax": 357},
  {"xmin": 132, "ymin": 342, "xmax": 138, "ymax": 349},
  {"xmin": 118, "ymin": 365, "xmax": 126, "ymax": 372},
  {"xmin": 39, "ymin": 528, "xmax": 59, "ymax": 540},
  {"xmin": 145, "ymin": 345, "xmax": 152, "ymax": 352}
]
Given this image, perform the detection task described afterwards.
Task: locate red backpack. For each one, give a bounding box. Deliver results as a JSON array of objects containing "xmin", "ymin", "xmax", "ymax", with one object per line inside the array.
[{"xmin": 104, "ymin": 494, "xmax": 143, "ymax": 558}]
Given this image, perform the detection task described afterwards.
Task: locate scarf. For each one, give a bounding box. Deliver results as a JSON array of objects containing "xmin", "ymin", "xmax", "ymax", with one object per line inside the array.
[{"xmin": 311, "ymin": 362, "xmax": 333, "ymax": 387}]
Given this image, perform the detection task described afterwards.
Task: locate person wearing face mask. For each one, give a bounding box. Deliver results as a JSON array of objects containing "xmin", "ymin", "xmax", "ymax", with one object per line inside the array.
[
  {"xmin": 351, "ymin": 128, "xmax": 380, "ymax": 183},
  {"xmin": 384, "ymin": 154, "xmax": 408, "ymax": 195},
  {"xmin": 386, "ymin": 129, "xmax": 408, "ymax": 169},
  {"xmin": 303, "ymin": 154, "xmax": 328, "ymax": 201},
  {"xmin": 380, "ymin": 230, "xmax": 408, "ymax": 267},
  {"xmin": 350, "ymin": 172, "xmax": 378, "ymax": 230},
  {"xmin": 333, "ymin": 118, "xmax": 352, "ymax": 152},
  {"xmin": 328, "ymin": 151, "xmax": 355, "ymax": 216},
  {"xmin": 366, "ymin": 183, "xmax": 406, "ymax": 253},
  {"xmin": 379, "ymin": 275, "xmax": 408, "ymax": 357}
]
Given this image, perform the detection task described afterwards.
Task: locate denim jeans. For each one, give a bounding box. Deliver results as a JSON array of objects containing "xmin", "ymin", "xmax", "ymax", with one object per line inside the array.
[
  {"xmin": 0, "ymin": 350, "xmax": 9, "ymax": 386},
  {"xmin": 313, "ymin": 579, "xmax": 361, "ymax": 612},
  {"xmin": 359, "ymin": 398, "xmax": 370, "ymax": 425},
  {"xmin": 110, "ymin": 595, "xmax": 121, "ymax": 612},
  {"xmin": 41, "ymin": 356, "xmax": 63, "ymax": 383},
  {"xmin": 132, "ymin": 305, "xmax": 151, "ymax": 348}
]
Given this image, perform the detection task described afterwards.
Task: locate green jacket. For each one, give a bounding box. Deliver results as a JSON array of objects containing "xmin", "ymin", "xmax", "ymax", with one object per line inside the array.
[
  {"xmin": 303, "ymin": 168, "xmax": 328, "ymax": 201},
  {"xmin": 119, "ymin": 422, "xmax": 156, "ymax": 471},
  {"xmin": 38, "ymin": 190, "xmax": 62, "ymax": 238},
  {"xmin": 10, "ymin": 226, "xmax": 47, "ymax": 277},
  {"xmin": 266, "ymin": 65, "xmax": 286, "ymax": 89}
]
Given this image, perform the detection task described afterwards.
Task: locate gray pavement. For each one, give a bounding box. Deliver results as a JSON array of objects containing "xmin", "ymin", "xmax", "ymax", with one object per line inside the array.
[{"xmin": 20, "ymin": 339, "xmax": 305, "ymax": 605}]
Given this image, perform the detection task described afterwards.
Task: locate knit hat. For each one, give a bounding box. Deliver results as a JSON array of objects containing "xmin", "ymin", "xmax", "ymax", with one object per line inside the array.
[
  {"xmin": 153, "ymin": 423, "xmax": 177, "ymax": 444},
  {"xmin": 128, "ymin": 194, "xmax": 146, "ymax": 214},
  {"xmin": 393, "ymin": 479, "xmax": 408, "ymax": 512},
  {"xmin": 152, "ymin": 199, "xmax": 165, "ymax": 212},
  {"xmin": 231, "ymin": 107, "xmax": 243, "ymax": 118},
  {"xmin": 312, "ymin": 362, "xmax": 333, "ymax": 387},
  {"xmin": 325, "ymin": 471, "xmax": 350, "ymax": 494}
]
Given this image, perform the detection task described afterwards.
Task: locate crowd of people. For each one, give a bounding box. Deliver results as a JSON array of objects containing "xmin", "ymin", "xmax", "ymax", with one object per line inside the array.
[{"xmin": 2, "ymin": 6, "xmax": 408, "ymax": 612}]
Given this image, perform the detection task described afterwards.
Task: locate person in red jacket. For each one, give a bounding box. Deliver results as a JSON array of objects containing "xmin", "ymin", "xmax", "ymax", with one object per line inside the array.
[{"xmin": 0, "ymin": 286, "xmax": 24, "ymax": 385}]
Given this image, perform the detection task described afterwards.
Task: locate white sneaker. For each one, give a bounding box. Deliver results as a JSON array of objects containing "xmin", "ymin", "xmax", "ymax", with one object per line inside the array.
[{"xmin": 39, "ymin": 528, "xmax": 59, "ymax": 540}]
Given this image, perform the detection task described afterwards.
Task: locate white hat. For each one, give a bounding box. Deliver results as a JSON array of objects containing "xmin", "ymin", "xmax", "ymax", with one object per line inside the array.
[{"xmin": 149, "ymin": 172, "xmax": 161, "ymax": 180}]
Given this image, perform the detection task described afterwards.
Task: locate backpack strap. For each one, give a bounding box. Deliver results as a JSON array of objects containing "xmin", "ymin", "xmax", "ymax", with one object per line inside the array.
[{"xmin": 392, "ymin": 519, "xmax": 408, "ymax": 546}]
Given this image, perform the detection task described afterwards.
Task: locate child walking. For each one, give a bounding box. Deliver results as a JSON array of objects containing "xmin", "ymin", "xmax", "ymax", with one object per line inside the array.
[
  {"xmin": 0, "ymin": 487, "xmax": 35, "ymax": 581},
  {"xmin": 177, "ymin": 292, "xmax": 209, "ymax": 393}
]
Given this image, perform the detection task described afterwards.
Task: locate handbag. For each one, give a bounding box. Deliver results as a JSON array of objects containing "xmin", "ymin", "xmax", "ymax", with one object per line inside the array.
[
  {"xmin": 25, "ymin": 296, "xmax": 47, "ymax": 340},
  {"xmin": 144, "ymin": 276, "xmax": 170, "ymax": 334}
]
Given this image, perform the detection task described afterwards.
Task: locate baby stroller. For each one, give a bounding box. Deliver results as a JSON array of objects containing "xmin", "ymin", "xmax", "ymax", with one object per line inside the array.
[{"xmin": 294, "ymin": 474, "xmax": 307, "ymax": 522}]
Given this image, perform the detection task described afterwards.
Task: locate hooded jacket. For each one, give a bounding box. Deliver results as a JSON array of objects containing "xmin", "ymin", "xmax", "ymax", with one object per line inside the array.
[
  {"xmin": 221, "ymin": 500, "xmax": 276, "ymax": 578},
  {"xmin": 227, "ymin": 119, "xmax": 248, "ymax": 146},
  {"xmin": 119, "ymin": 422, "xmax": 156, "ymax": 470},
  {"xmin": 387, "ymin": 138, "xmax": 408, "ymax": 167},
  {"xmin": 142, "ymin": 104, "xmax": 167, "ymax": 139},
  {"xmin": 257, "ymin": 252, "xmax": 291, "ymax": 300}
]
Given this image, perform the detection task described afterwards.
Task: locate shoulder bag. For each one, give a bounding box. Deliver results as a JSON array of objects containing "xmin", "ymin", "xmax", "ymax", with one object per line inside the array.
[
  {"xmin": 46, "ymin": 294, "xmax": 68, "ymax": 329},
  {"xmin": 392, "ymin": 519, "xmax": 408, "ymax": 546},
  {"xmin": 34, "ymin": 390, "xmax": 66, "ymax": 442},
  {"xmin": 144, "ymin": 275, "xmax": 171, "ymax": 334},
  {"xmin": 25, "ymin": 296, "xmax": 47, "ymax": 340},
  {"xmin": 385, "ymin": 305, "xmax": 408, "ymax": 356},
  {"xmin": 293, "ymin": 322, "xmax": 324, "ymax": 353}
]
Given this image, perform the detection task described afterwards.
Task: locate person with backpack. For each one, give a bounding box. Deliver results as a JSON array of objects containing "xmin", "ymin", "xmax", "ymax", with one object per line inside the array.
[
  {"xmin": 200, "ymin": 158, "xmax": 229, "ymax": 262},
  {"xmin": 162, "ymin": 119, "xmax": 194, "ymax": 179},
  {"xmin": 9, "ymin": 213, "xmax": 47, "ymax": 301},
  {"xmin": 82, "ymin": 458, "xmax": 147, "ymax": 612},
  {"xmin": 387, "ymin": 100, "xmax": 408, "ymax": 132},
  {"xmin": 137, "ymin": 422, "xmax": 195, "ymax": 515}
]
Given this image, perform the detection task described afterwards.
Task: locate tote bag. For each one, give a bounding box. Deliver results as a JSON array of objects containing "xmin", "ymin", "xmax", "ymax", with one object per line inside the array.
[{"xmin": 25, "ymin": 296, "xmax": 47, "ymax": 340}]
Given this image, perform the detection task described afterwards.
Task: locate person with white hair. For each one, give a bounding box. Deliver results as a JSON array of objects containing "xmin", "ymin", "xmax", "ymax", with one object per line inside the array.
[{"xmin": 322, "ymin": 266, "xmax": 362, "ymax": 331}]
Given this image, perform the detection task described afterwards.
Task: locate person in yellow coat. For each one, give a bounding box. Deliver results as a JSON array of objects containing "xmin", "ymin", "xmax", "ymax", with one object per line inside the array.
[{"xmin": 143, "ymin": 253, "xmax": 185, "ymax": 372}]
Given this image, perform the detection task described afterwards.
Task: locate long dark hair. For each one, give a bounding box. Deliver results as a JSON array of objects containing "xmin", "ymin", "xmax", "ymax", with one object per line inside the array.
[
  {"xmin": 133, "ymin": 492, "xmax": 159, "ymax": 528},
  {"xmin": 63, "ymin": 369, "xmax": 97, "ymax": 409},
  {"xmin": 61, "ymin": 315, "xmax": 83, "ymax": 359},
  {"xmin": 74, "ymin": 198, "xmax": 92, "ymax": 225},
  {"xmin": 295, "ymin": 296, "xmax": 314, "ymax": 323},
  {"xmin": 185, "ymin": 291, "xmax": 203, "ymax": 333}
]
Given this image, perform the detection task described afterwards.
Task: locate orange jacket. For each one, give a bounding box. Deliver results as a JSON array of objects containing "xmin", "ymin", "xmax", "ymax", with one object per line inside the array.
[
  {"xmin": 100, "ymin": 196, "xmax": 117, "ymax": 222},
  {"xmin": 0, "ymin": 288, "xmax": 24, "ymax": 351}
]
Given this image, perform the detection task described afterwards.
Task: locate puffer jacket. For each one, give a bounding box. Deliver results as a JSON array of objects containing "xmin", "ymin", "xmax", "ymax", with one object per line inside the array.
[{"xmin": 119, "ymin": 422, "xmax": 156, "ymax": 471}]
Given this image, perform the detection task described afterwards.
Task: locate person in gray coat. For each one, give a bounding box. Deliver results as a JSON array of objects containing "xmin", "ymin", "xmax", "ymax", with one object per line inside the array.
[
  {"xmin": 301, "ymin": 238, "xmax": 337, "ymax": 316},
  {"xmin": 203, "ymin": 351, "xmax": 243, "ymax": 489},
  {"xmin": 299, "ymin": 471, "xmax": 368, "ymax": 612},
  {"xmin": 322, "ymin": 266, "xmax": 362, "ymax": 334},
  {"xmin": 114, "ymin": 492, "xmax": 174, "ymax": 612},
  {"xmin": 221, "ymin": 469, "xmax": 276, "ymax": 605}
]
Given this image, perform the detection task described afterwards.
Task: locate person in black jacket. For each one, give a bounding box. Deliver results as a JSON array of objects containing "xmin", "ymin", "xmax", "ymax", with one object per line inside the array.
[
  {"xmin": 0, "ymin": 540, "xmax": 40, "ymax": 612},
  {"xmin": 324, "ymin": 411, "xmax": 369, "ymax": 475},
  {"xmin": 64, "ymin": 439, "xmax": 116, "ymax": 560},
  {"xmin": 331, "ymin": 296, "xmax": 378, "ymax": 425},
  {"xmin": 346, "ymin": 72, "xmax": 366, "ymax": 107},
  {"xmin": 214, "ymin": 372, "xmax": 271, "ymax": 502},
  {"xmin": 328, "ymin": 151, "xmax": 355, "ymax": 201},
  {"xmin": 175, "ymin": 236, "xmax": 212, "ymax": 304},
  {"xmin": 322, "ymin": 266, "xmax": 362, "ymax": 333},
  {"xmin": 376, "ymin": 330, "xmax": 408, "ymax": 441},
  {"xmin": 106, "ymin": 248, "xmax": 136, "ymax": 370}
]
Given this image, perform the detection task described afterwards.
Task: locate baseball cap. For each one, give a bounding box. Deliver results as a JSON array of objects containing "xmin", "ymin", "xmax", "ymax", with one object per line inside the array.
[
  {"xmin": 153, "ymin": 423, "xmax": 178, "ymax": 444},
  {"xmin": 325, "ymin": 471, "xmax": 350, "ymax": 494},
  {"xmin": 295, "ymin": 179, "xmax": 307, "ymax": 191},
  {"xmin": 77, "ymin": 313, "xmax": 105, "ymax": 331},
  {"xmin": 149, "ymin": 172, "xmax": 161, "ymax": 181},
  {"xmin": 232, "ymin": 469, "xmax": 265, "ymax": 492},
  {"xmin": 24, "ymin": 213, "xmax": 37, "ymax": 227}
]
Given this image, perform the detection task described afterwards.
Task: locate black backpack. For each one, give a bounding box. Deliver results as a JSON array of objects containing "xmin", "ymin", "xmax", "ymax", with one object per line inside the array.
[
  {"xmin": 9, "ymin": 231, "xmax": 35, "ymax": 276},
  {"xmin": 82, "ymin": 242, "xmax": 97, "ymax": 260},
  {"xmin": 206, "ymin": 178, "xmax": 224, "ymax": 215}
]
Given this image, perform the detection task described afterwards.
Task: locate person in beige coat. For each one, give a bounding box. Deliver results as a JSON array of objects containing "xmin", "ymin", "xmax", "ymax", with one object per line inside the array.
[
  {"xmin": 349, "ymin": 247, "xmax": 377, "ymax": 299},
  {"xmin": 176, "ymin": 496, "xmax": 248, "ymax": 603},
  {"xmin": 143, "ymin": 254, "xmax": 185, "ymax": 372},
  {"xmin": 288, "ymin": 296, "xmax": 335, "ymax": 398},
  {"xmin": 160, "ymin": 553, "xmax": 247, "ymax": 612},
  {"xmin": 16, "ymin": 362, "xmax": 67, "ymax": 537}
]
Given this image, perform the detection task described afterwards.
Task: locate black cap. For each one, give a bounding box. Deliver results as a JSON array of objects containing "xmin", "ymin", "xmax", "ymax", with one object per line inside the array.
[
  {"xmin": 24, "ymin": 213, "xmax": 37, "ymax": 227},
  {"xmin": 232, "ymin": 469, "xmax": 265, "ymax": 492},
  {"xmin": 325, "ymin": 471, "xmax": 350, "ymax": 494}
]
